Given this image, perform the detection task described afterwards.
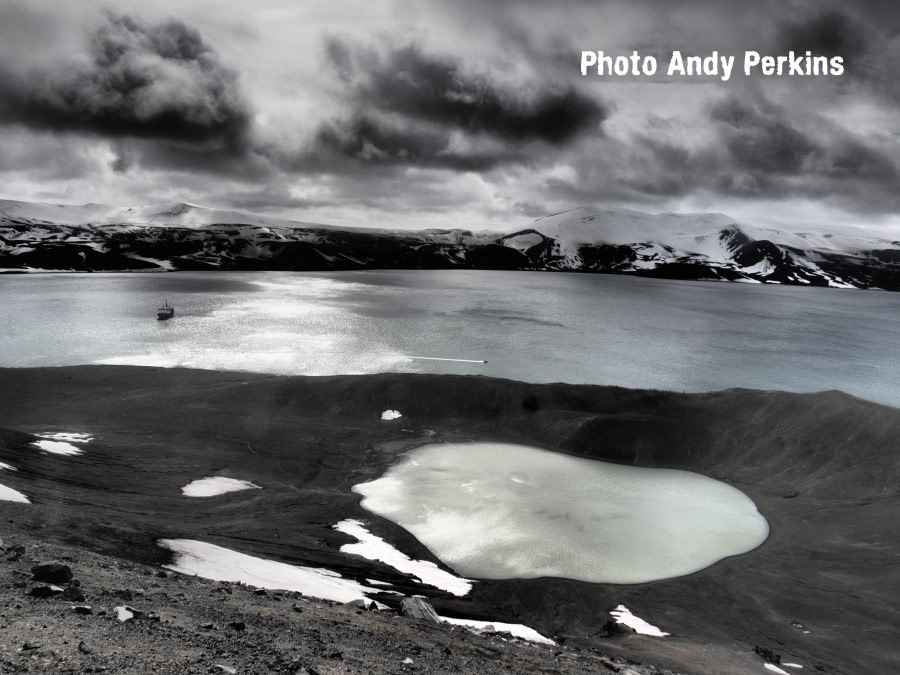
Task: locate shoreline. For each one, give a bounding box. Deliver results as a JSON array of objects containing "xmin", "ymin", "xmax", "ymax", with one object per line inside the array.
[{"xmin": 1, "ymin": 365, "xmax": 898, "ymax": 673}]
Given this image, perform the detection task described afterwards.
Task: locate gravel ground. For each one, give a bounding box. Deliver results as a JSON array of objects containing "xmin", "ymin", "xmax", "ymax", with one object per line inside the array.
[{"xmin": 0, "ymin": 531, "xmax": 676, "ymax": 674}]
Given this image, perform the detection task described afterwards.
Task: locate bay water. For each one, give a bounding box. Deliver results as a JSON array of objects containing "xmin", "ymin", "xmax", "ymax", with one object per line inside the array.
[{"xmin": 2, "ymin": 270, "xmax": 898, "ymax": 406}]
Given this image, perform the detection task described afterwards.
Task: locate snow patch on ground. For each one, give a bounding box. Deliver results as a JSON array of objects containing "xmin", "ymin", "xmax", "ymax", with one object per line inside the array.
[
  {"xmin": 0, "ymin": 484, "xmax": 30, "ymax": 503},
  {"xmin": 381, "ymin": 410, "xmax": 402, "ymax": 420},
  {"xmin": 181, "ymin": 477, "xmax": 261, "ymax": 497},
  {"xmin": 31, "ymin": 440, "xmax": 84, "ymax": 456},
  {"xmin": 115, "ymin": 606, "xmax": 134, "ymax": 622},
  {"xmin": 160, "ymin": 539, "xmax": 384, "ymax": 604},
  {"xmin": 334, "ymin": 519, "xmax": 472, "ymax": 596},
  {"xmin": 440, "ymin": 616, "xmax": 555, "ymax": 645},
  {"xmin": 764, "ymin": 664, "xmax": 790, "ymax": 674},
  {"xmin": 609, "ymin": 605, "xmax": 670, "ymax": 637},
  {"xmin": 36, "ymin": 432, "xmax": 93, "ymax": 443}
]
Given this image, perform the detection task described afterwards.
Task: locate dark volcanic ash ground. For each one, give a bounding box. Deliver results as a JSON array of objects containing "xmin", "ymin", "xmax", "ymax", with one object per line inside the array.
[{"xmin": 1, "ymin": 366, "xmax": 898, "ymax": 674}]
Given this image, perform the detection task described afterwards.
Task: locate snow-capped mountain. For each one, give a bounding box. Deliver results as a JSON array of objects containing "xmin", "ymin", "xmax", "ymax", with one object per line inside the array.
[
  {"xmin": 0, "ymin": 199, "xmax": 326, "ymax": 230},
  {"xmin": 2, "ymin": 200, "xmax": 899, "ymax": 291},
  {"xmin": 506, "ymin": 207, "xmax": 900, "ymax": 289}
]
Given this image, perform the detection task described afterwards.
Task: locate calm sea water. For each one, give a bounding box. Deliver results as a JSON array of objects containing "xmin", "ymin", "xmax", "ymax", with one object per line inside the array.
[{"xmin": 2, "ymin": 270, "xmax": 900, "ymax": 407}]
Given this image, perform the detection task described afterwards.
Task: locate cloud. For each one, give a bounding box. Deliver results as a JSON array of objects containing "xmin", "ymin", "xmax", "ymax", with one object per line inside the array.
[
  {"xmin": 705, "ymin": 95, "xmax": 899, "ymax": 207},
  {"xmin": 0, "ymin": 10, "xmax": 251, "ymax": 149},
  {"xmin": 312, "ymin": 39, "xmax": 607, "ymax": 170},
  {"xmin": 339, "ymin": 42, "xmax": 604, "ymax": 145},
  {"xmin": 1, "ymin": 0, "xmax": 899, "ymax": 229},
  {"xmin": 710, "ymin": 98, "xmax": 817, "ymax": 175},
  {"xmin": 779, "ymin": 11, "xmax": 868, "ymax": 60},
  {"xmin": 312, "ymin": 115, "xmax": 518, "ymax": 171},
  {"xmin": 0, "ymin": 128, "xmax": 110, "ymax": 181},
  {"xmin": 211, "ymin": 184, "xmax": 334, "ymax": 213},
  {"xmin": 535, "ymin": 90, "xmax": 900, "ymax": 215}
]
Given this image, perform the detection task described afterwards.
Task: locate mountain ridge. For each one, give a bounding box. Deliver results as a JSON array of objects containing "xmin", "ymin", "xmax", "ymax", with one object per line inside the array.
[{"xmin": 2, "ymin": 199, "xmax": 899, "ymax": 290}]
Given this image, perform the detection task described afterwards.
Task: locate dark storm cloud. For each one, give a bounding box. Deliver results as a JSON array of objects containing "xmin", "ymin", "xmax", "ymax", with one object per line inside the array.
[
  {"xmin": 313, "ymin": 39, "xmax": 606, "ymax": 169},
  {"xmin": 702, "ymin": 95, "xmax": 899, "ymax": 206},
  {"xmin": 0, "ymin": 11, "xmax": 251, "ymax": 149},
  {"xmin": 313, "ymin": 115, "xmax": 516, "ymax": 171},
  {"xmin": 774, "ymin": 7, "xmax": 900, "ymax": 106},
  {"xmin": 779, "ymin": 11, "xmax": 868, "ymax": 59},
  {"xmin": 542, "ymin": 90, "xmax": 900, "ymax": 213},
  {"xmin": 337, "ymin": 42, "xmax": 605, "ymax": 145},
  {"xmin": 709, "ymin": 97, "xmax": 897, "ymax": 184},
  {"xmin": 115, "ymin": 138, "xmax": 273, "ymax": 179},
  {"xmin": 710, "ymin": 98, "xmax": 817, "ymax": 175}
]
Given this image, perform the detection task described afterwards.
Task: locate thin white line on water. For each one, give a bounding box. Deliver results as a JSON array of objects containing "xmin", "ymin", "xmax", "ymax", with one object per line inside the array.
[{"xmin": 409, "ymin": 356, "xmax": 487, "ymax": 364}]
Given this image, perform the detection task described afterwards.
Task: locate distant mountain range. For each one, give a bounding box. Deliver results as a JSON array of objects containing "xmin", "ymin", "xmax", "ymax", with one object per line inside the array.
[{"xmin": 3, "ymin": 199, "xmax": 900, "ymax": 290}]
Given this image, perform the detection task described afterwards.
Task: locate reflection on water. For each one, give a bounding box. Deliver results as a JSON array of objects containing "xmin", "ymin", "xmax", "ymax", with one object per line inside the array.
[
  {"xmin": 2, "ymin": 270, "xmax": 900, "ymax": 406},
  {"xmin": 353, "ymin": 442, "xmax": 770, "ymax": 584}
]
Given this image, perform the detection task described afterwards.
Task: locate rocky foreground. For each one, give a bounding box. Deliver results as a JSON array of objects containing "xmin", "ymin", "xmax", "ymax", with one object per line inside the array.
[{"xmin": 0, "ymin": 532, "xmax": 672, "ymax": 674}]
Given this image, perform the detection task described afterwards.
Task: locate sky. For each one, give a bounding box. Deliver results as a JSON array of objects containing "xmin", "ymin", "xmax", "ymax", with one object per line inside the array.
[{"xmin": 0, "ymin": 0, "xmax": 899, "ymax": 232}]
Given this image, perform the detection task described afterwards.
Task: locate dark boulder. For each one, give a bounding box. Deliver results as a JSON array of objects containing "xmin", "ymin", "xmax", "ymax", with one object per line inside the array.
[
  {"xmin": 62, "ymin": 586, "xmax": 86, "ymax": 601},
  {"xmin": 28, "ymin": 585, "xmax": 63, "ymax": 598},
  {"xmin": 753, "ymin": 645, "xmax": 781, "ymax": 664},
  {"xmin": 31, "ymin": 561, "xmax": 73, "ymax": 584}
]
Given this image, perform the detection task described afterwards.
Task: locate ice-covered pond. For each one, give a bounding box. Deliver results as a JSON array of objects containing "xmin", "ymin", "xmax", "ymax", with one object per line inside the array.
[{"xmin": 353, "ymin": 442, "xmax": 769, "ymax": 584}]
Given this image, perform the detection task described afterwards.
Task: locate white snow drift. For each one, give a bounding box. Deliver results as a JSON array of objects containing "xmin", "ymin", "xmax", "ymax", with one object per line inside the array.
[
  {"xmin": 36, "ymin": 432, "xmax": 93, "ymax": 443},
  {"xmin": 765, "ymin": 665, "xmax": 791, "ymax": 675},
  {"xmin": 159, "ymin": 539, "xmax": 384, "ymax": 605},
  {"xmin": 609, "ymin": 604, "xmax": 670, "ymax": 637},
  {"xmin": 181, "ymin": 477, "xmax": 261, "ymax": 497},
  {"xmin": 333, "ymin": 519, "xmax": 472, "ymax": 596},
  {"xmin": 159, "ymin": 537, "xmax": 554, "ymax": 645},
  {"xmin": 31, "ymin": 431, "xmax": 93, "ymax": 456},
  {"xmin": 31, "ymin": 440, "xmax": 83, "ymax": 455},
  {"xmin": 0, "ymin": 484, "xmax": 30, "ymax": 503},
  {"xmin": 440, "ymin": 616, "xmax": 555, "ymax": 645}
]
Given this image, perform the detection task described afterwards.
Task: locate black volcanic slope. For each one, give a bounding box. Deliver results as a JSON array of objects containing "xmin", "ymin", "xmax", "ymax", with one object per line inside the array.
[{"xmin": 0, "ymin": 366, "xmax": 898, "ymax": 674}]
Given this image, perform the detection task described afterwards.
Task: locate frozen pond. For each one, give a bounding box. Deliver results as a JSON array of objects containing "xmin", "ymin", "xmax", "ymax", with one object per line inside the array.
[{"xmin": 353, "ymin": 442, "xmax": 769, "ymax": 584}]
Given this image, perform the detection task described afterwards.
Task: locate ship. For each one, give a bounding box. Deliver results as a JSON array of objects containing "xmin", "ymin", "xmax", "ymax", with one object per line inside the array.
[{"xmin": 157, "ymin": 299, "xmax": 175, "ymax": 320}]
